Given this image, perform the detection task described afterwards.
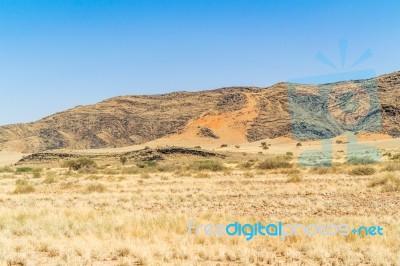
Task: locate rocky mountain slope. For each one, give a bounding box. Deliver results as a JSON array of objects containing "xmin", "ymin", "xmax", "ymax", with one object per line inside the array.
[{"xmin": 1, "ymin": 71, "xmax": 399, "ymax": 153}]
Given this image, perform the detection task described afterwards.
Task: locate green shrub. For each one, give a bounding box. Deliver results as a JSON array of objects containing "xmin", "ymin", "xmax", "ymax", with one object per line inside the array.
[
  {"xmin": 257, "ymin": 157, "xmax": 292, "ymax": 170},
  {"xmin": 189, "ymin": 160, "xmax": 225, "ymax": 172},
  {"xmin": 120, "ymin": 156, "xmax": 128, "ymax": 165},
  {"xmin": 349, "ymin": 166, "xmax": 376, "ymax": 176},
  {"xmin": 347, "ymin": 156, "xmax": 379, "ymax": 165},
  {"xmin": 220, "ymin": 144, "xmax": 228, "ymax": 148},
  {"xmin": 16, "ymin": 167, "xmax": 34, "ymax": 173},
  {"xmin": 63, "ymin": 158, "xmax": 96, "ymax": 170}
]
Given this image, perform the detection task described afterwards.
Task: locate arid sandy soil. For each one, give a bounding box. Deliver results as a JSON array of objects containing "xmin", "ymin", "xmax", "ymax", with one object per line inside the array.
[{"xmin": 0, "ymin": 143, "xmax": 399, "ymax": 265}]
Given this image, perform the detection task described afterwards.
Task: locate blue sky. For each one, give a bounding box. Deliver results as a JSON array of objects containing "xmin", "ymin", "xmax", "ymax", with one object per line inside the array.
[{"xmin": 0, "ymin": 0, "xmax": 399, "ymax": 125}]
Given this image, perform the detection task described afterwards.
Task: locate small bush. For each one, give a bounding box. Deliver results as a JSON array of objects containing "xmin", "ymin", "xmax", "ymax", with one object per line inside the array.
[
  {"xmin": 347, "ymin": 156, "xmax": 379, "ymax": 165},
  {"xmin": 257, "ymin": 157, "xmax": 292, "ymax": 170},
  {"xmin": 120, "ymin": 156, "xmax": 128, "ymax": 165},
  {"xmin": 220, "ymin": 144, "xmax": 228, "ymax": 148},
  {"xmin": 189, "ymin": 160, "xmax": 225, "ymax": 172},
  {"xmin": 86, "ymin": 183, "xmax": 106, "ymax": 193},
  {"xmin": 194, "ymin": 146, "xmax": 201, "ymax": 149},
  {"xmin": 240, "ymin": 160, "xmax": 256, "ymax": 169},
  {"xmin": 63, "ymin": 158, "xmax": 96, "ymax": 170},
  {"xmin": 296, "ymin": 142, "xmax": 302, "ymax": 147},
  {"xmin": 391, "ymin": 153, "xmax": 400, "ymax": 161},
  {"xmin": 349, "ymin": 166, "xmax": 376, "ymax": 176}
]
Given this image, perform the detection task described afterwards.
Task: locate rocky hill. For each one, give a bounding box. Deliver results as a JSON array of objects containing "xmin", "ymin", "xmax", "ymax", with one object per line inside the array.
[{"xmin": 1, "ymin": 71, "xmax": 399, "ymax": 153}]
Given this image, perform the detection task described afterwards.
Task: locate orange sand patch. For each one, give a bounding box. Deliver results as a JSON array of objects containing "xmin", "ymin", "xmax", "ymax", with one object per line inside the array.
[{"xmin": 155, "ymin": 93, "xmax": 260, "ymax": 146}]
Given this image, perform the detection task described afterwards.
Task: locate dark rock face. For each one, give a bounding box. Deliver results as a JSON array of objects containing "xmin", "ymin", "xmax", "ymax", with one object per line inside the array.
[
  {"xmin": 216, "ymin": 93, "xmax": 247, "ymax": 112},
  {"xmin": 16, "ymin": 147, "xmax": 225, "ymax": 165},
  {"xmin": 197, "ymin": 127, "xmax": 219, "ymax": 139}
]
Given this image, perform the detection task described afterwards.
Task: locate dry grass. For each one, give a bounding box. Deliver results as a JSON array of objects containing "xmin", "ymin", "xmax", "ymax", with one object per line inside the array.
[
  {"xmin": 349, "ymin": 166, "xmax": 376, "ymax": 176},
  {"xmin": 257, "ymin": 156, "xmax": 292, "ymax": 170},
  {"xmin": 0, "ymin": 158, "xmax": 398, "ymax": 265},
  {"xmin": 369, "ymin": 174, "xmax": 400, "ymax": 192}
]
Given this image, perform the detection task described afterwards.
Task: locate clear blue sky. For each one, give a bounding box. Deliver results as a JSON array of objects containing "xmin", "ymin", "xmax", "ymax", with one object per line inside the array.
[{"xmin": 0, "ymin": 0, "xmax": 399, "ymax": 125}]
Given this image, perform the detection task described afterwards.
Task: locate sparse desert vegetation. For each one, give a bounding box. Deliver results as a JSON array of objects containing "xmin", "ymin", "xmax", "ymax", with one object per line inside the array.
[{"xmin": 0, "ymin": 152, "xmax": 399, "ymax": 265}]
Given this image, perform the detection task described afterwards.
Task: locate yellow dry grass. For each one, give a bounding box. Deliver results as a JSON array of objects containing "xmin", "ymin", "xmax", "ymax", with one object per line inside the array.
[{"xmin": 0, "ymin": 158, "xmax": 399, "ymax": 265}]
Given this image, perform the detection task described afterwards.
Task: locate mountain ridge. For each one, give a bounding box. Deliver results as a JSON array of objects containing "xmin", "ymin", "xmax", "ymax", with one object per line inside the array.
[{"xmin": 1, "ymin": 71, "xmax": 399, "ymax": 153}]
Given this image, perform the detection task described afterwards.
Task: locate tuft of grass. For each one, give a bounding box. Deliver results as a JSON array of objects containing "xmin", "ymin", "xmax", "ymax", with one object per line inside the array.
[
  {"xmin": 368, "ymin": 174, "xmax": 400, "ymax": 192},
  {"xmin": 194, "ymin": 172, "xmax": 210, "ymax": 178},
  {"xmin": 349, "ymin": 166, "xmax": 376, "ymax": 176},
  {"xmin": 140, "ymin": 173, "xmax": 151, "ymax": 179},
  {"xmin": 136, "ymin": 161, "xmax": 158, "ymax": 169},
  {"xmin": 86, "ymin": 183, "xmax": 106, "ymax": 193},
  {"xmin": 239, "ymin": 160, "xmax": 257, "ymax": 170},
  {"xmin": 257, "ymin": 157, "xmax": 292, "ymax": 170},
  {"xmin": 33, "ymin": 172, "xmax": 41, "ymax": 178},
  {"xmin": 13, "ymin": 179, "xmax": 35, "ymax": 194},
  {"xmin": 0, "ymin": 166, "xmax": 14, "ymax": 173},
  {"xmin": 78, "ymin": 166, "xmax": 98, "ymax": 174},
  {"xmin": 43, "ymin": 175, "xmax": 56, "ymax": 184},
  {"xmin": 383, "ymin": 162, "xmax": 400, "ymax": 172},
  {"xmin": 188, "ymin": 160, "xmax": 225, "ymax": 172},
  {"xmin": 122, "ymin": 167, "xmax": 139, "ymax": 175},
  {"xmin": 391, "ymin": 153, "xmax": 400, "ymax": 161},
  {"xmin": 102, "ymin": 169, "xmax": 119, "ymax": 175},
  {"xmin": 286, "ymin": 174, "xmax": 303, "ymax": 183}
]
